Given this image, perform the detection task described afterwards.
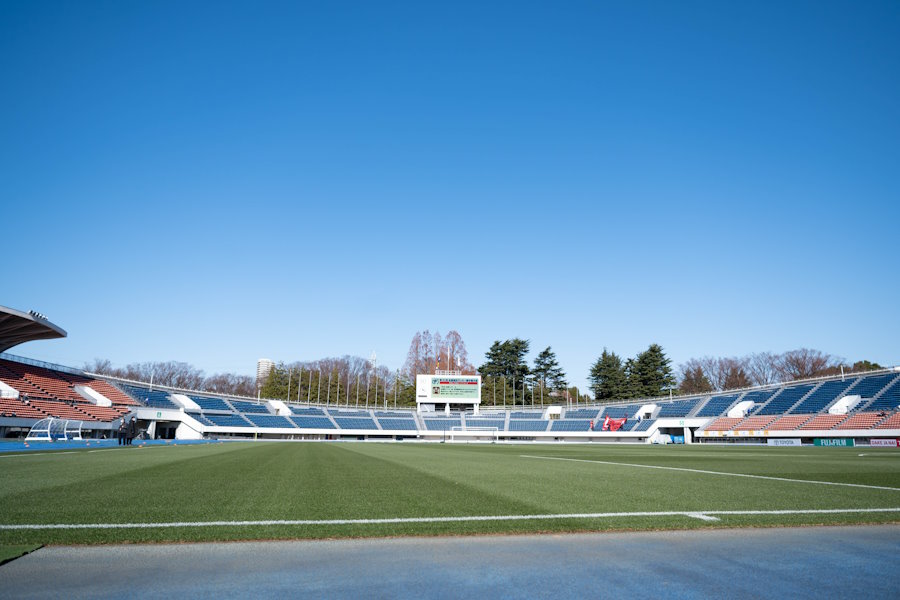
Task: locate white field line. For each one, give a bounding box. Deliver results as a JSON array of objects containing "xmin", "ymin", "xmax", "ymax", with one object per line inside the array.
[
  {"xmin": 2, "ymin": 508, "xmax": 900, "ymax": 530},
  {"xmin": 520, "ymin": 455, "xmax": 900, "ymax": 492},
  {"xmin": 0, "ymin": 451, "xmax": 78, "ymax": 458}
]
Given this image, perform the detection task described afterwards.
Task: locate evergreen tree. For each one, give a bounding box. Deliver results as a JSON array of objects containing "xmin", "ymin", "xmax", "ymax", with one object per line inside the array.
[
  {"xmin": 589, "ymin": 349, "xmax": 628, "ymax": 400},
  {"xmin": 630, "ymin": 344, "xmax": 675, "ymax": 397},
  {"xmin": 533, "ymin": 346, "xmax": 566, "ymax": 389}
]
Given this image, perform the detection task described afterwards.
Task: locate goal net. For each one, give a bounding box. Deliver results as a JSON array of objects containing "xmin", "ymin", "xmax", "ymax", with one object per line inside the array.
[{"xmin": 449, "ymin": 426, "xmax": 499, "ymax": 443}]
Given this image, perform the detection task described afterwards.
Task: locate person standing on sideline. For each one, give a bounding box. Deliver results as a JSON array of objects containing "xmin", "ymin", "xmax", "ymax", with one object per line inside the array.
[
  {"xmin": 117, "ymin": 418, "xmax": 126, "ymax": 446},
  {"xmin": 128, "ymin": 416, "xmax": 137, "ymax": 445}
]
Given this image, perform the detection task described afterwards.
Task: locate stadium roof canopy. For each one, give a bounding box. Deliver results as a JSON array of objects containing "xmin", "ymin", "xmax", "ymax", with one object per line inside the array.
[{"xmin": 0, "ymin": 305, "xmax": 67, "ymax": 353}]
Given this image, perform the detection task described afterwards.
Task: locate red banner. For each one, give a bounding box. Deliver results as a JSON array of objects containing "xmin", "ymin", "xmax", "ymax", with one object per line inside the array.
[{"xmin": 601, "ymin": 416, "xmax": 627, "ymax": 431}]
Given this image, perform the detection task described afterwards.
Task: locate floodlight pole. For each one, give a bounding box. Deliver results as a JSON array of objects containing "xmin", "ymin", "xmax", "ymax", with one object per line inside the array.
[
  {"xmin": 298, "ymin": 368, "xmax": 303, "ymax": 403},
  {"xmin": 307, "ymin": 370, "xmax": 312, "ymax": 404},
  {"xmin": 317, "ymin": 370, "xmax": 322, "ymax": 405},
  {"xmin": 356, "ymin": 373, "xmax": 360, "ymax": 407},
  {"xmin": 327, "ymin": 372, "xmax": 332, "ymax": 405},
  {"xmin": 365, "ymin": 376, "xmax": 370, "ymax": 409},
  {"xmin": 347, "ymin": 374, "xmax": 351, "ymax": 406},
  {"xmin": 287, "ymin": 369, "xmax": 291, "ymax": 403}
]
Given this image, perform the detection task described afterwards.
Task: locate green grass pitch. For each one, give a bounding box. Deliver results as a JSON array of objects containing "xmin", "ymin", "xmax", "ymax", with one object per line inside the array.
[{"xmin": 1, "ymin": 442, "xmax": 899, "ymax": 546}]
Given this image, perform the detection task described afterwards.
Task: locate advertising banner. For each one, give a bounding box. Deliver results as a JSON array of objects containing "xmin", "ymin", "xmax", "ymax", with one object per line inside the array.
[
  {"xmin": 767, "ymin": 438, "xmax": 801, "ymax": 446},
  {"xmin": 814, "ymin": 438, "xmax": 855, "ymax": 447},
  {"xmin": 869, "ymin": 438, "xmax": 899, "ymax": 448},
  {"xmin": 430, "ymin": 377, "xmax": 479, "ymax": 399}
]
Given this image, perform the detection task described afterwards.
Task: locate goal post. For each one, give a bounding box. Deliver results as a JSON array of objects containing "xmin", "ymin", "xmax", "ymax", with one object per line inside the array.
[{"xmin": 449, "ymin": 426, "xmax": 498, "ymax": 443}]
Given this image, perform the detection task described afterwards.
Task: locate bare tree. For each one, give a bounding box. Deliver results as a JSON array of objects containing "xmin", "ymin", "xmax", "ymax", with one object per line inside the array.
[
  {"xmin": 776, "ymin": 348, "xmax": 840, "ymax": 381},
  {"xmin": 746, "ymin": 352, "xmax": 780, "ymax": 386}
]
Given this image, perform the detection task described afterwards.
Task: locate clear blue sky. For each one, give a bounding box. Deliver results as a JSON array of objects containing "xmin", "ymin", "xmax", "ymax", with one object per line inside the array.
[{"xmin": 3, "ymin": 1, "xmax": 898, "ymax": 391}]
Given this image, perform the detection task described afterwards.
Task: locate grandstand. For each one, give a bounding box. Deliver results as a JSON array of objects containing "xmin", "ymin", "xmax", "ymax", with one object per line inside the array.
[
  {"xmin": 0, "ymin": 301, "xmax": 898, "ymax": 445},
  {"xmin": 2, "ymin": 349, "xmax": 899, "ymax": 445}
]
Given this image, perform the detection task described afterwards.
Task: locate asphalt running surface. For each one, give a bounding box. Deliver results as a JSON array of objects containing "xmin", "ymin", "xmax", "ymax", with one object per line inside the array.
[{"xmin": 2, "ymin": 525, "xmax": 899, "ymax": 598}]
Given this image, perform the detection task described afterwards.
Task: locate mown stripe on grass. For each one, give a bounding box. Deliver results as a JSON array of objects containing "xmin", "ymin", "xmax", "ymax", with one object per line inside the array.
[
  {"xmin": 2, "ymin": 508, "xmax": 900, "ymax": 530},
  {"xmin": 520, "ymin": 455, "xmax": 900, "ymax": 492}
]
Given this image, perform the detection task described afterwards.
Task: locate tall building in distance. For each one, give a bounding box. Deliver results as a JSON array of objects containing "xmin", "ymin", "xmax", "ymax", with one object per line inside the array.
[{"xmin": 256, "ymin": 358, "xmax": 274, "ymax": 389}]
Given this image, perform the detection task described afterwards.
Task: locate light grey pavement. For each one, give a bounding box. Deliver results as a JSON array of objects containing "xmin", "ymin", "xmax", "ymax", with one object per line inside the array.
[{"xmin": 2, "ymin": 525, "xmax": 899, "ymax": 599}]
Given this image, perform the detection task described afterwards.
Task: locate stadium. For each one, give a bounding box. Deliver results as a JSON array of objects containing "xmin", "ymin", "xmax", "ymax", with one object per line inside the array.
[
  {"xmin": 4, "ymin": 1, "xmax": 900, "ymax": 596},
  {"xmin": 1, "ymin": 304, "xmax": 899, "ymax": 596}
]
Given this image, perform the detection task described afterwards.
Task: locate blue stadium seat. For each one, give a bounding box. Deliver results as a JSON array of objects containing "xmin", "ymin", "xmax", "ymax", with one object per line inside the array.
[
  {"xmin": 550, "ymin": 420, "xmax": 592, "ymax": 432},
  {"xmin": 118, "ymin": 383, "xmax": 177, "ymax": 409},
  {"xmin": 465, "ymin": 419, "xmax": 505, "ymax": 430},
  {"xmin": 696, "ymin": 394, "xmax": 738, "ymax": 417},
  {"xmin": 656, "ymin": 399, "xmax": 701, "ymax": 418},
  {"xmin": 755, "ymin": 384, "xmax": 814, "ymax": 415},
  {"xmin": 790, "ymin": 378, "xmax": 857, "ymax": 414},
  {"xmin": 292, "ymin": 407, "xmax": 326, "ymax": 416},
  {"xmin": 507, "ymin": 420, "xmax": 548, "ymax": 431},
  {"xmin": 206, "ymin": 413, "xmax": 251, "ymax": 427},
  {"xmin": 634, "ymin": 418, "xmax": 655, "ymax": 431},
  {"xmin": 246, "ymin": 414, "xmax": 296, "ymax": 428},
  {"xmin": 424, "ymin": 419, "xmax": 461, "ymax": 430},
  {"xmin": 565, "ymin": 409, "xmax": 600, "ymax": 419},
  {"xmin": 333, "ymin": 417, "xmax": 378, "ymax": 429},
  {"xmin": 190, "ymin": 395, "xmax": 231, "ymax": 411},
  {"xmin": 290, "ymin": 416, "xmax": 335, "ymax": 429},
  {"xmin": 862, "ymin": 378, "xmax": 900, "ymax": 412},
  {"xmin": 376, "ymin": 418, "xmax": 418, "ymax": 430},
  {"xmin": 230, "ymin": 400, "xmax": 270, "ymax": 414}
]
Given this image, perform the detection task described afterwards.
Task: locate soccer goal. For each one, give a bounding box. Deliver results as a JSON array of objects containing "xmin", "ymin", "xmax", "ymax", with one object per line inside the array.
[{"xmin": 449, "ymin": 426, "xmax": 499, "ymax": 443}]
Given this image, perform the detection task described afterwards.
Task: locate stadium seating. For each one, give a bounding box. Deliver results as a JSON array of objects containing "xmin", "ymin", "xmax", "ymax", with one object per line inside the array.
[
  {"xmin": 874, "ymin": 412, "xmax": 900, "ymax": 429},
  {"xmin": 798, "ymin": 414, "xmax": 846, "ymax": 430},
  {"xmin": 375, "ymin": 411, "xmax": 413, "ymax": 417},
  {"xmin": 734, "ymin": 416, "xmax": 778, "ymax": 430},
  {"xmin": 755, "ymin": 384, "xmax": 815, "ymax": 416},
  {"xmin": 292, "ymin": 407, "xmax": 326, "ymax": 416},
  {"xmin": 633, "ymin": 419, "xmax": 655, "ymax": 431},
  {"xmin": 849, "ymin": 373, "xmax": 897, "ymax": 400},
  {"xmin": 507, "ymin": 420, "xmax": 549, "ymax": 431},
  {"xmin": 766, "ymin": 414, "xmax": 812, "ymax": 430},
  {"xmin": 790, "ymin": 379, "xmax": 858, "ymax": 414},
  {"xmin": 465, "ymin": 419, "xmax": 505, "ymax": 429},
  {"xmin": 75, "ymin": 404, "xmax": 128, "ymax": 422},
  {"xmin": 375, "ymin": 418, "xmax": 417, "ymax": 430},
  {"xmin": 87, "ymin": 380, "xmax": 139, "ymax": 405},
  {"xmin": 656, "ymin": 399, "xmax": 701, "ymax": 418},
  {"xmin": 0, "ymin": 397, "xmax": 48, "ymax": 419},
  {"xmin": 190, "ymin": 395, "xmax": 232, "ymax": 411},
  {"xmin": 117, "ymin": 383, "xmax": 177, "ymax": 409},
  {"xmin": 205, "ymin": 414, "xmax": 252, "ymax": 427},
  {"xmin": 229, "ymin": 400, "xmax": 270, "ymax": 414},
  {"xmin": 705, "ymin": 417, "xmax": 742, "ymax": 431},
  {"xmin": 424, "ymin": 419, "xmax": 461, "ymax": 430},
  {"xmin": 509, "ymin": 411, "xmax": 544, "ymax": 419},
  {"xmin": 26, "ymin": 400, "xmax": 92, "ymax": 421},
  {"xmin": 187, "ymin": 412, "xmax": 215, "ymax": 426},
  {"xmin": 245, "ymin": 414, "xmax": 296, "ymax": 428},
  {"xmin": 603, "ymin": 405, "xmax": 640, "ymax": 419},
  {"xmin": 696, "ymin": 394, "xmax": 738, "ymax": 417},
  {"xmin": 333, "ymin": 417, "xmax": 378, "ymax": 429},
  {"xmin": 862, "ymin": 378, "xmax": 900, "ymax": 412},
  {"xmin": 290, "ymin": 416, "xmax": 335, "ymax": 429},
  {"xmin": 834, "ymin": 412, "xmax": 883, "ymax": 430},
  {"xmin": 565, "ymin": 409, "xmax": 600, "ymax": 419},
  {"xmin": 329, "ymin": 410, "xmax": 371, "ymax": 417},
  {"xmin": 550, "ymin": 420, "xmax": 592, "ymax": 432},
  {"xmin": 741, "ymin": 389, "xmax": 778, "ymax": 414}
]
